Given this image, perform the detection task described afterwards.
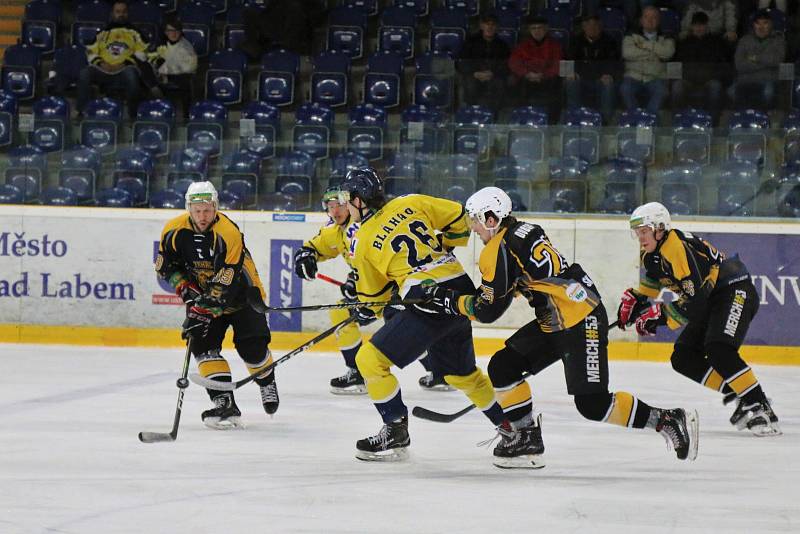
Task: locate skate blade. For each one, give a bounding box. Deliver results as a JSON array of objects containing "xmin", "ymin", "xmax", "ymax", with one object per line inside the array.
[
  {"xmin": 203, "ymin": 416, "xmax": 243, "ymax": 430},
  {"xmin": 493, "ymin": 454, "xmax": 546, "ymax": 470},
  {"xmin": 330, "ymin": 385, "xmax": 368, "ymax": 395},
  {"xmin": 750, "ymin": 421, "xmax": 782, "ymax": 437},
  {"xmin": 685, "ymin": 409, "xmax": 699, "ymax": 461},
  {"xmin": 355, "ymin": 447, "xmax": 410, "ymax": 462},
  {"xmin": 420, "ymin": 384, "xmax": 456, "ymax": 392}
]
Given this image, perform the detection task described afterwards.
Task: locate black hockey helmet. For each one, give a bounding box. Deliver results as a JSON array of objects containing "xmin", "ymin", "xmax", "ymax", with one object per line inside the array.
[{"xmin": 341, "ymin": 167, "xmax": 385, "ymax": 214}]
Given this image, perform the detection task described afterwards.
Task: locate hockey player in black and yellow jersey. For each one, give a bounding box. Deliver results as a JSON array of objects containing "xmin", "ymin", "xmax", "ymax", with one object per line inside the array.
[
  {"xmin": 618, "ymin": 202, "xmax": 780, "ymax": 436},
  {"xmin": 339, "ymin": 168, "xmax": 509, "ymax": 462},
  {"xmin": 155, "ymin": 182, "xmax": 278, "ymax": 429},
  {"xmin": 423, "ymin": 188, "xmax": 700, "ymax": 466}
]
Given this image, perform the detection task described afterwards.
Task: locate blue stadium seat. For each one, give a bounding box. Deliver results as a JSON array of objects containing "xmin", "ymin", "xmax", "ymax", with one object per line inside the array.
[
  {"xmin": 661, "ymin": 182, "xmax": 699, "ymax": 215},
  {"xmin": 414, "ymin": 52, "xmax": 455, "ymax": 109},
  {"xmin": 599, "ymin": 7, "xmax": 626, "ymax": 43},
  {"xmin": 218, "ymin": 189, "xmax": 245, "ymax": 210},
  {"xmin": 129, "ymin": 0, "xmax": 164, "ymax": 45},
  {"xmin": 96, "ymin": 187, "xmax": 134, "ymax": 207},
  {"xmin": 440, "ymin": 153, "xmax": 477, "ymax": 201},
  {"xmin": 385, "ymin": 153, "xmax": 422, "ymax": 197},
  {"xmin": 41, "ymin": 186, "xmax": 78, "ymax": 206},
  {"xmin": 23, "ymin": 0, "xmax": 62, "ymax": 55},
  {"xmin": 149, "ymin": 189, "xmax": 184, "ymax": 209},
  {"xmin": 258, "ymin": 192, "xmax": 300, "ymax": 211},
  {"xmin": 168, "ymin": 146, "xmax": 208, "ymax": 186},
  {"xmin": 276, "ymin": 150, "xmax": 315, "ymax": 208},
  {"xmin": 777, "ymin": 185, "xmax": 800, "ymax": 217},
  {"xmin": 206, "ymin": 48, "xmax": 248, "ymax": 105},
  {"xmin": 430, "ymin": 7, "xmax": 468, "ymax": 57},
  {"xmin": 598, "ymin": 181, "xmax": 638, "ymax": 214},
  {"xmin": 508, "ymin": 106, "xmax": 548, "ymax": 162},
  {"xmin": 343, "ymin": 0, "xmax": 379, "ymax": 16},
  {"xmin": 73, "ymin": 0, "xmax": 108, "ymax": 46},
  {"xmin": 113, "ymin": 147, "xmax": 155, "ymax": 205},
  {"xmin": 30, "ymin": 96, "xmax": 69, "ymax": 153},
  {"xmin": 311, "ymin": 51, "xmax": 351, "ymax": 108},
  {"xmin": 0, "ymin": 90, "xmax": 17, "ymax": 147},
  {"xmin": 179, "ymin": 1, "xmax": 215, "ymax": 56},
  {"xmin": 659, "ymin": 7, "xmax": 680, "ymax": 38},
  {"xmin": 258, "ymin": 49, "xmax": 300, "ymax": 107},
  {"xmin": 400, "ymin": 104, "xmax": 447, "ymax": 154},
  {"xmin": 347, "ymin": 103, "xmax": 387, "ymax": 161},
  {"xmin": 59, "ymin": 145, "xmax": 101, "ymax": 203},
  {"xmin": 379, "ymin": 6, "xmax": 415, "ymax": 59},
  {"xmin": 549, "ymin": 156, "xmax": 589, "ymax": 181},
  {"xmin": 716, "ymin": 183, "xmax": 756, "ymax": 216},
  {"xmin": 187, "ymin": 100, "xmax": 227, "ymax": 157},
  {"xmin": 292, "ymin": 103, "xmax": 334, "ymax": 160},
  {"xmin": 196, "ymin": 0, "xmax": 227, "ymax": 14},
  {"xmin": 445, "ymin": 0, "xmax": 479, "ymax": 17},
  {"xmin": 561, "ymin": 107, "xmax": 602, "ymax": 164},
  {"xmin": 673, "ymin": 108, "xmax": 713, "ymax": 165},
  {"xmin": 80, "ymin": 97, "xmax": 122, "ymax": 155},
  {"xmin": 364, "ymin": 51, "xmax": 403, "ymax": 108},
  {"xmin": 240, "ymin": 101, "xmax": 280, "ymax": 160},
  {"xmin": 1, "ymin": 44, "xmax": 41, "ymax": 101},
  {"xmin": 393, "ymin": 0, "xmax": 430, "ymax": 17},
  {"xmin": 5, "ymin": 145, "xmax": 47, "ymax": 202},
  {"xmin": 544, "ymin": 181, "xmax": 587, "ymax": 213},
  {"xmin": 0, "ymin": 183, "xmax": 24, "ymax": 205},
  {"xmin": 543, "ymin": 5, "xmax": 572, "ymax": 32},
  {"xmin": 728, "ymin": 109, "xmax": 769, "ymax": 166},
  {"xmin": 495, "ymin": 0, "xmax": 529, "ymax": 15},
  {"xmin": 784, "ymin": 110, "xmax": 800, "ymax": 166},
  {"xmin": 718, "ymin": 160, "xmax": 760, "ymax": 186},
  {"xmin": 327, "ymin": 6, "xmax": 368, "ymax": 59},
  {"xmin": 330, "ymin": 151, "xmax": 369, "ymax": 186},
  {"xmin": 223, "ymin": 5, "xmax": 246, "ymax": 50},
  {"xmin": 49, "ymin": 45, "xmax": 87, "ymax": 94},
  {"xmin": 453, "ymin": 105, "xmax": 493, "ymax": 160},
  {"xmin": 617, "ymin": 108, "xmax": 657, "ymax": 164},
  {"xmin": 495, "ymin": 7, "xmax": 522, "ymax": 48},
  {"xmin": 222, "ymin": 150, "xmax": 261, "ymax": 206},
  {"xmin": 133, "ymin": 99, "xmax": 175, "ymax": 157}
]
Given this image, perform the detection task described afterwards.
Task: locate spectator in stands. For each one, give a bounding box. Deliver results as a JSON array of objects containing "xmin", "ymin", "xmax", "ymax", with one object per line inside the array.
[
  {"xmin": 240, "ymin": 0, "xmax": 326, "ymax": 59},
  {"xmin": 620, "ymin": 6, "xmax": 675, "ymax": 115},
  {"xmin": 151, "ymin": 16, "xmax": 198, "ymax": 118},
  {"xmin": 76, "ymin": 0, "xmax": 150, "ymax": 120},
  {"xmin": 671, "ymin": 12, "xmax": 728, "ymax": 124},
  {"xmin": 509, "ymin": 15, "xmax": 563, "ymax": 122},
  {"xmin": 565, "ymin": 15, "xmax": 622, "ymax": 124},
  {"xmin": 457, "ymin": 12, "xmax": 511, "ymax": 112},
  {"xmin": 679, "ymin": 0, "xmax": 738, "ymax": 43},
  {"xmin": 730, "ymin": 9, "xmax": 785, "ymax": 110}
]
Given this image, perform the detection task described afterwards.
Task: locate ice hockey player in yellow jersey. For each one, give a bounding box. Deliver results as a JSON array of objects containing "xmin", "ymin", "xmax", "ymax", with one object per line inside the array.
[
  {"xmin": 338, "ymin": 168, "xmax": 510, "ymax": 462},
  {"xmin": 422, "ymin": 187, "xmax": 700, "ymax": 466}
]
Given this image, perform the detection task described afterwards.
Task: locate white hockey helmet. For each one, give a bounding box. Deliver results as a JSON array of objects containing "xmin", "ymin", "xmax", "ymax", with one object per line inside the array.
[
  {"xmin": 629, "ymin": 202, "xmax": 671, "ymax": 234},
  {"xmin": 185, "ymin": 181, "xmax": 219, "ymax": 210},
  {"xmin": 465, "ymin": 186, "xmax": 513, "ymax": 230}
]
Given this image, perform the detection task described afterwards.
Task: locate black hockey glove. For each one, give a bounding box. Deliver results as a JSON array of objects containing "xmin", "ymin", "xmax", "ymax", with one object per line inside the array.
[
  {"xmin": 175, "ymin": 279, "xmax": 202, "ymax": 305},
  {"xmin": 293, "ymin": 247, "xmax": 318, "ymax": 281},
  {"xmin": 415, "ymin": 281, "xmax": 461, "ymax": 315},
  {"xmin": 350, "ymin": 305, "xmax": 377, "ymax": 326},
  {"xmin": 182, "ymin": 299, "xmax": 222, "ymax": 340},
  {"xmin": 340, "ymin": 271, "xmax": 358, "ymax": 301}
]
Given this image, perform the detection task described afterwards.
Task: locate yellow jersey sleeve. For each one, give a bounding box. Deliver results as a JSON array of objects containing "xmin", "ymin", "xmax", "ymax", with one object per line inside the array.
[
  {"xmin": 416, "ymin": 195, "xmax": 471, "ymax": 248},
  {"xmin": 305, "ymin": 221, "xmax": 346, "ymax": 263}
]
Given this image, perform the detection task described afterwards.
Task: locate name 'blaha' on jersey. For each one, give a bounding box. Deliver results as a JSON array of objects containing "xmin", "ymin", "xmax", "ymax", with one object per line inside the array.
[{"xmin": 347, "ymin": 194, "xmax": 471, "ymax": 301}]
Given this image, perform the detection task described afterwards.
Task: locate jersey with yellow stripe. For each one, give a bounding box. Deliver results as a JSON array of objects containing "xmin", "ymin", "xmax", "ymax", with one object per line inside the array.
[
  {"xmin": 155, "ymin": 212, "xmax": 266, "ymax": 313},
  {"xmin": 457, "ymin": 221, "xmax": 601, "ymax": 332},
  {"xmin": 304, "ymin": 218, "xmax": 355, "ymax": 269},
  {"xmin": 638, "ymin": 229, "xmax": 725, "ymax": 329},
  {"xmin": 348, "ymin": 194, "xmax": 471, "ymax": 301}
]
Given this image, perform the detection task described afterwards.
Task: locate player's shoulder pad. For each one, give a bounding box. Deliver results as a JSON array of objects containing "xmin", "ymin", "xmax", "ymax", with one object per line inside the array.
[
  {"xmin": 161, "ymin": 213, "xmax": 192, "ymax": 235},
  {"xmin": 505, "ymin": 220, "xmax": 545, "ymax": 251},
  {"xmin": 213, "ymin": 212, "xmax": 244, "ymax": 241}
]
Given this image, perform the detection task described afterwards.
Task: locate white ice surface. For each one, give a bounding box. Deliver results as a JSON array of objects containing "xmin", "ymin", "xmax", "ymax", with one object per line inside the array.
[{"xmin": 1, "ymin": 344, "xmax": 798, "ymax": 534}]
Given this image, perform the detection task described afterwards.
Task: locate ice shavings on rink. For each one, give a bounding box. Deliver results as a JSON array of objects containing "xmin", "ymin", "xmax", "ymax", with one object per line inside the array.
[{"xmin": 1, "ymin": 344, "xmax": 798, "ymax": 534}]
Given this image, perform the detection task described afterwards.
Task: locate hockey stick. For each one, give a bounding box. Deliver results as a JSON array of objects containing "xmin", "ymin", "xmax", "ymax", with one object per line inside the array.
[
  {"xmin": 246, "ymin": 286, "xmax": 426, "ymax": 313},
  {"xmin": 412, "ymin": 320, "xmax": 620, "ymax": 423},
  {"xmin": 139, "ymin": 340, "xmax": 192, "ymax": 443},
  {"xmin": 316, "ymin": 273, "xmax": 343, "ymax": 286},
  {"xmin": 188, "ymin": 316, "xmax": 357, "ymax": 391}
]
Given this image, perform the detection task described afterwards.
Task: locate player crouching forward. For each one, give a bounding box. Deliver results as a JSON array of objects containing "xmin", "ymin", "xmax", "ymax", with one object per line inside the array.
[
  {"xmin": 423, "ymin": 188, "xmax": 699, "ymax": 466},
  {"xmin": 340, "ymin": 168, "xmax": 513, "ymax": 463},
  {"xmin": 619, "ymin": 202, "xmax": 780, "ymax": 436},
  {"xmin": 156, "ymin": 181, "xmax": 278, "ymax": 429}
]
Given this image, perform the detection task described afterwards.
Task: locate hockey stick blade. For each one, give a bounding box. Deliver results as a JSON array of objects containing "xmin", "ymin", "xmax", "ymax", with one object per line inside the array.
[
  {"xmin": 138, "ymin": 431, "xmax": 176, "ymax": 443},
  {"xmin": 189, "ymin": 316, "xmax": 357, "ymax": 391},
  {"xmin": 412, "ymin": 404, "xmax": 476, "ymax": 423}
]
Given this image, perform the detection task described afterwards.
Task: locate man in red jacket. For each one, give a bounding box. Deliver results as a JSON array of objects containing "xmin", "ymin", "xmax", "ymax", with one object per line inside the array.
[{"xmin": 509, "ymin": 15, "xmax": 563, "ymax": 122}]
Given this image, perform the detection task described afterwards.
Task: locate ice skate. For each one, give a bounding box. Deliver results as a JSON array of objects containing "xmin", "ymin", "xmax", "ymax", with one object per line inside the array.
[
  {"xmin": 355, "ymin": 417, "xmax": 410, "ymax": 462},
  {"xmin": 330, "ymin": 367, "xmax": 367, "ymax": 395},
  {"xmin": 201, "ymin": 392, "xmax": 242, "ymax": 430},
  {"xmin": 730, "ymin": 397, "xmax": 781, "ymax": 437},
  {"xmin": 656, "ymin": 408, "xmax": 699, "ymax": 461},
  {"xmin": 492, "ymin": 415, "xmax": 546, "ymax": 469},
  {"xmin": 259, "ymin": 377, "xmax": 279, "ymax": 416},
  {"xmin": 418, "ymin": 372, "xmax": 455, "ymax": 392}
]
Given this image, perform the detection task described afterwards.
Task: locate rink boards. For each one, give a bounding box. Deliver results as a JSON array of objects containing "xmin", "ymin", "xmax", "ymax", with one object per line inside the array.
[{"xmin": 1, "ymin": 206, "xmax": 799, "ymax": 364}]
